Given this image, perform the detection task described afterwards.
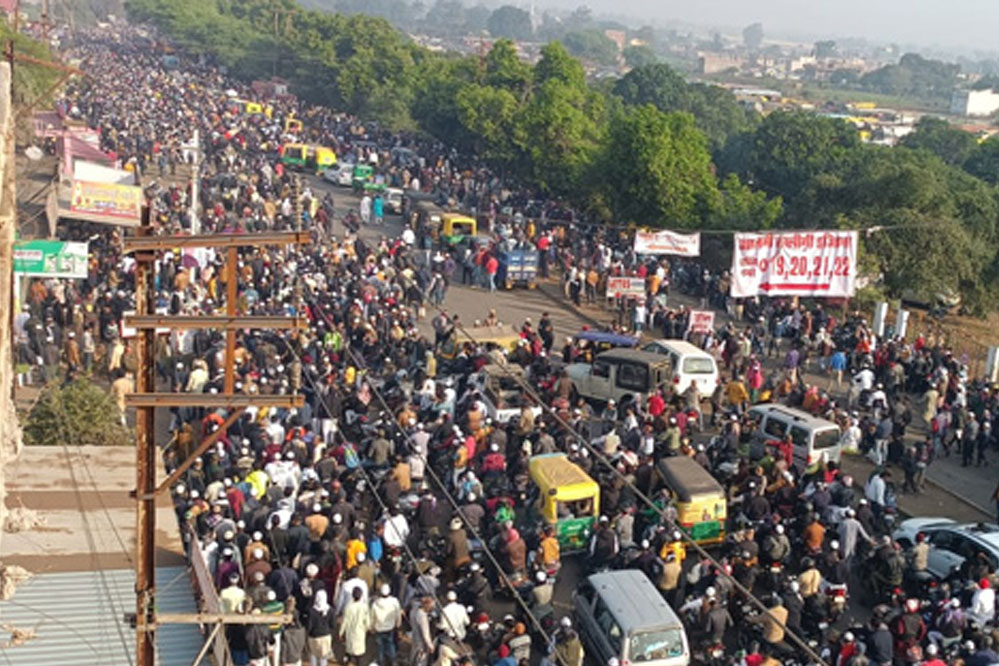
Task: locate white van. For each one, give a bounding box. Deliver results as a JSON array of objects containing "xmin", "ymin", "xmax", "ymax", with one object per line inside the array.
[
  {"xmin": 640, "ymin": 339, "xmax": 718, "ymax": 397},
  {"xmin": 747, "ymin": 404, "xmax": 843, "ymax": 469},
  {"xmin": 574, "ymin": 570, "xmax": 690, "ymax": 666}
]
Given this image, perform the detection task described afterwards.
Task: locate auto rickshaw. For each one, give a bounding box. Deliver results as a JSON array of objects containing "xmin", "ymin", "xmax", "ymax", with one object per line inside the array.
[
  {"xmin": 440, "ymin": 213, "xmax": 476, "ymax": 245},
  {"xmin": 654, "ymin": 457, "xmax": 727, "ymax": 545},
  {"xmin": 438, "ymin": 324, "xmax": 520, "ymax": 361},
  {"xmin": 280, "ymin": 143, "xmax": 336, "ymax": 173},
  {"xmin": 574, "ymin": 329, "xmax": 639, "ymax": 357},
  {"xmin": 285, "ymin": 117, "xmax": 304, "ymax": 134},
  {"xmin": 412, "ymin": 199, "xmax": 445, "ymax": 247},
  {"xmin": 352, "ymin": 163, "xmax": 374, "ymax": 192},
  {"xmin": 228, "ymin": 99, "xmax": 273, "ymax": 118},
  {"xmin": 529, "ymin": 453, "xmax": 600, "ymax": 553}
]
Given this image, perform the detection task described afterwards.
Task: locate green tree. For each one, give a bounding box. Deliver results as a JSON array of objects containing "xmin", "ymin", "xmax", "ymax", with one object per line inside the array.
[
  {"xmin": 564, "ymin": 5, "xmax": 592, "ymax": 31},
  {"xmin": 786, "ymin": 146, "xmax": 999, "ymax": 310},
  {"xmin": 613, "ymin": 63, "xmax": 754, "ymax": 149},
  {"xmin": 622, "ymin": 44, "xmax": 656, "ymax": 68},
  {"xmin": 411, "ymin": 55, "xmax": 479, "ymax": 149},
  {"xmin": 455, "ymin": 84, "xmax": 521, "ymax": 165},
  {"xmin": 964, "ymin": 136, "xmax": 999, "ymax": 185},
  {"xmin": 900, "ymin": 116, "xmax": 979, "ymax": 166},
  {"xmin": 514, "ymin": 77, "xmax": 604, "ymax": 194},
  {"xmin": 719, "ymin": 111, "xmax": 860, "ymax": 201},
  {"xmin": 562, "ymin": 30, "xmax": 618, "ymax": 66},
  {"xmin": 483, "ymin": 38, "xmax": 532, "ymax": 93},
  {"xmin": 860, "ymin": 53, "xmax": 959, "ymax": 98},
  {"xmin": 742, "ymin": 22, "xmax": 763, "ymax": 50},
  {"xmin": 463, "ymin": 4, "xmax": 491, "ymax": 32},
  {"xmin": 708, "ymin": 173, "xmax": 783, "ymax": 230},
  {"xmin": 24, "ymin": 381, "xmax": 133, "ymax": 447},
  {"xmin": 534, "ymin": 41, "xmax": 586, "ymax": 88},
  {"xmin": 423, "ymin": 0, "xmax": 467, "ymax": 36},
  {"xmin": 486, "ymin": 5, "xmax": 532, "ymax": 41},
  {"xmin": 814, "ymin": 40, "xmax": 837, "ymax": 58},
  {"xmin": 634, "ymin": 25, "xmax": 655, "ymax": 44},
  {"xmin": 597, "ymin": 105, "xmax": 717, "ymax": 227}
]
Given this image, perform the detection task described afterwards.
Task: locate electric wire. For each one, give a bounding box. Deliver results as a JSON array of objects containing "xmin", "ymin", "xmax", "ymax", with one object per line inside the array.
[
  {"xmin": 438, "ymin": 305, "xmax": 831, "ymax": 666},
  {"xmin": 296, "ymin": 216, "xmax": 829, "ymax": 664},
  {"xmin": 268, "ymin": 330, "xmax": 472, "ymax": 647},
  {"xmin": 299, "ymin": 284, "xmax": 573, "ymax": 666}
]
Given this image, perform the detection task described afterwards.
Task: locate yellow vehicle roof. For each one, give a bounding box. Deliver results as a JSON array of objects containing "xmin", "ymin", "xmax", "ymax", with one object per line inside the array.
[
  {"xmin": 458, "ymin": 324, "xmax": 519, "ymax": 349},
  {"xmin": 530, "ymin": 454, "xmax": 599, "ymax": 500},
  {"xmin": 442, "ymin": 213, "xmax": 476, "ymax": 224}
]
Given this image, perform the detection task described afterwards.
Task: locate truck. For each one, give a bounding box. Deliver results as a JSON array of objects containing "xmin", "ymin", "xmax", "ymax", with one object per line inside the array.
[{"xmin": 497, "ymin": 248, "xmax": 539, "ymax": 290}]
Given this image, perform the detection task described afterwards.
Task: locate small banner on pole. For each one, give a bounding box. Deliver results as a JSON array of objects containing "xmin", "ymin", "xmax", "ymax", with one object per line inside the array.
[
  {"xmin": 634, "ymin": 230, "xmax": 701, "ymax": 256},
  {"xmin": 605, "ymin": 276, "xmax": 646, "ymax": 299},
  {"xmin": 686, "ymin": 310, "xmax": 716, "ymax": 335}
]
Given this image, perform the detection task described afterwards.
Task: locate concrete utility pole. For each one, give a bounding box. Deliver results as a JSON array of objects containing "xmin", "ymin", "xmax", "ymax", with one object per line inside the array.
[
  {"xmin": 0, "ymin": 57, "xmax": 23, "ymax": 558},
  {"xmin": 189, "ymin": 128, "xmax": 200, "ymax": 234}
]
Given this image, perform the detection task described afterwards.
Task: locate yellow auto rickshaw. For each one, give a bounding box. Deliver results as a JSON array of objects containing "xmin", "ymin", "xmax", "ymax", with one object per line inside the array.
[
  {"xmin": 441, "ymin": 213, "xmax": 476, "ymax": 245},
  {"xmin": 529, "ymin": 453, "xmax": 600, "ymax": 552},
  {"xmin": 280, "ymin": 143, "xmax": 337, "ymax": 173},
  {"xmin": 438, "ymin": 324, "xmax": 520, "ymax": 361},
  {"xmin": 655, "ymin": 456, "xmax": 727, "ymax": 545}
]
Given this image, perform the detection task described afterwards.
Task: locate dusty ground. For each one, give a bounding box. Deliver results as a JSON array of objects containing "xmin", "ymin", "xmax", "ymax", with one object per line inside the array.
[{"xmin": 2, "ymin": 444, "xmax": 186, "ymax": 573}]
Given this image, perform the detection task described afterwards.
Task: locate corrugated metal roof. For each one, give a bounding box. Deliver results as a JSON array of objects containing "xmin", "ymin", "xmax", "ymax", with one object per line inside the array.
[{"xmin": 0, "ymin": 566, "xmax": 206, "ymax": 666}]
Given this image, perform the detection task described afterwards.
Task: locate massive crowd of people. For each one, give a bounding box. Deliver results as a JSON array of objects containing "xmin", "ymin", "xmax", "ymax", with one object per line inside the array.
[{"xmin": 16, "ymin": 23, "xmax": 999, "ymax": 666}]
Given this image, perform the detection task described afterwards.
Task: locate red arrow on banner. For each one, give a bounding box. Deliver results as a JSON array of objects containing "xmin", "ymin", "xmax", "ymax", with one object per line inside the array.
[{"xmin": 758, "ymin": 283, "xmax": 832, "ymax": 291}]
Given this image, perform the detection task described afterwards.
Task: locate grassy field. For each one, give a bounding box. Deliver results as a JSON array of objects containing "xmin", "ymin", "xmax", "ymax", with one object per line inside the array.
[{"xmin": 702, "ymin": 73, "xmax": 948, "ymax": 113}]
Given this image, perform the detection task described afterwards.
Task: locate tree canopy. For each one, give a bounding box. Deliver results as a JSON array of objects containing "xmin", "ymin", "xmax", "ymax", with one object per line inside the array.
[
  {"xmin": 129, "ymin": 0, "xmax": 999, "ymax": 310},
  {"xmin": 860, "ymin": 53, "xmax": 960, "ymax": 99},
  {"xmin": 486, "ymin": 5, "xmax": 532, "ymax": 41},
  {"xmin": 562, "ymin": 30, "xmax": 618, "ymax": 66}
]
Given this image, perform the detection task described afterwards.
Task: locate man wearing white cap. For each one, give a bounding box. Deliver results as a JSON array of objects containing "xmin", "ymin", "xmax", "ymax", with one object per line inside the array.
[
  {"xmin": 370, "ymin": 584, "xmax": 402, "ymax": 665},
  {"xmin": 439, "ymin": 589, "xmax": 470, "ymax": 640}
]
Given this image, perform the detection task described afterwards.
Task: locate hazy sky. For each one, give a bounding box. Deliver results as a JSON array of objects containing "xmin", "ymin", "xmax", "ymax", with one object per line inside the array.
[{"xmin": 539, "ymin": 0, "xmax": 996, "ymax": 53}]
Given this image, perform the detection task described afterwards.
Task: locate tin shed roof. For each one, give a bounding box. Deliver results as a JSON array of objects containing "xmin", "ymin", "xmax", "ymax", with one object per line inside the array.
[{"xmin": 0, "ymin": 566, "xmax": 205, "ymax": 666}]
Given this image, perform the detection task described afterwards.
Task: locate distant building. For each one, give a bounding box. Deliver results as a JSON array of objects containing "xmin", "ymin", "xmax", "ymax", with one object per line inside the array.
[
  {"xmin": 698, "ymin": 52, "xmax": 745, "ymax": 75},
  {"xmin": 950, "ymin": 89, "xmax": 999, "ymax": 117},
  {"xmin": 604, "ymin": 30, "xmax": 626, "ymax": 52}
]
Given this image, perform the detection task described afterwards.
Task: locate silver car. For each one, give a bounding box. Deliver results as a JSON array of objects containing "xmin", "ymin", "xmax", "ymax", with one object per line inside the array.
[{"xmin": 893, "ymin": 518, "xmax": 999, "ymax": 581}]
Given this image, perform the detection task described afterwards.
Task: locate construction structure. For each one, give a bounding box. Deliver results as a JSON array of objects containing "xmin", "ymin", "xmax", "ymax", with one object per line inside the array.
[{"xmin": 124, "ymin": 227, "xmax": 309, "ymax": 665}]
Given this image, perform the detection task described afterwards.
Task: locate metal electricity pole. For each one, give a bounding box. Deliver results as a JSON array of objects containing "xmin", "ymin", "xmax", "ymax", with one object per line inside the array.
[{"xmin": 127, "ymin": 230, "xmax": 309, "ymax": 666}]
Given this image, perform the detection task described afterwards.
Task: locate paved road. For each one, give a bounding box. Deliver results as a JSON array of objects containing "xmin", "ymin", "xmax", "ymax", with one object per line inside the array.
[{"xmin": 536, "ymin": 273, "xmax": 994, "ymax": 525}]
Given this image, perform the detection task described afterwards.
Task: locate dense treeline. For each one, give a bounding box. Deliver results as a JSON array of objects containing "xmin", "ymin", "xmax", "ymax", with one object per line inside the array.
[{"xmin": 126, "ymin": 0, "xmax": 999, "ymax": 311}]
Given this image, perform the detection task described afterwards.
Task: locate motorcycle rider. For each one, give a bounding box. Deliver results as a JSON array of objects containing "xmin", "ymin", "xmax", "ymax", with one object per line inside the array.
[
  {"xmin": 892, "ymin": 598, "xmax": 927, "ymax": 662},
  {"xmin": 782, "ymin": 580, "xmax": 805, "ymax": 636},
  {"xmin": 870, "ymin": 536, "xmax": 905, "ymax": 601},
  {"xmin": 702, "ymin": 595, "xmax": 734, "ymax": 647},
  {"xmin": 762, "ymin": 524, "xmax": 791, "ymax": 566},
  {"xmin": 458, "ymin": 562, "xmax": 489, "ymax": 608}
]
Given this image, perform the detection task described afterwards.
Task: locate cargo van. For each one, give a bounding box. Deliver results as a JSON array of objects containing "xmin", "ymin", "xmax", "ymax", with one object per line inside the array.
[
  {"xmin": 574, "ymin": 570, "xmax": 690, "ymax": 666},
  {"xmin": 640, "ymin": 339, "xmax": 718, "ymax": 397},
  {"xmin": 747, "ymin": 404, "xmax": 843, "ymax": 469}
]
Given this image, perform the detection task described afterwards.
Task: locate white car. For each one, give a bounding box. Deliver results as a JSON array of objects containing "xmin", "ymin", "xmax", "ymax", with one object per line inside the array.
[
  {"xmin": 892, "ymin": 517, "xmax": 999, "ymax": 581},
  {"xmin": 322, "ymin": 164, "xmax": 353, "ymax": 187},
  {"xmin": 386, "ymin": 187, "xmax": 404, "ymax": 215}
]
